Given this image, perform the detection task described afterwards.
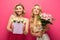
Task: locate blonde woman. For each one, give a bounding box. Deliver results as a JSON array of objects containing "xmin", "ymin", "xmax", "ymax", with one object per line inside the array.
[
  {"xmin": 7, "ymin": 3, "xmax": 29, "ymax": 40},
  {"xmin": 30, "ymin": 4, "xmax": 50, "ymax": 40}
]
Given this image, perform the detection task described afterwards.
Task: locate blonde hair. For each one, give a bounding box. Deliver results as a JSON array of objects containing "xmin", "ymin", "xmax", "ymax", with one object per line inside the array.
[
  {"xmin": 14, "ymin": 3, "xmax": 25, "ymax": 16},
  {"xmin": 31, "ymin": 4, "xmax": 42, "ymax": 18},
  {"xmin": 30, "ymin": 4, "xmax": 42, "ymax": 25}
]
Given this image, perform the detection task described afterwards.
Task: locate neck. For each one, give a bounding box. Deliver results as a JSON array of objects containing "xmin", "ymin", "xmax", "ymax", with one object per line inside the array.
[
  {"xmin": 33, "ymin": 15, "xmax": 38, "ymax": 25},
  {"xmin": 15, "ymin": 14, "xmax": 23, "ymax": 18},
  {"xmin": 34, "ymin": 15, "xmax": 38, "ymax": 18}
]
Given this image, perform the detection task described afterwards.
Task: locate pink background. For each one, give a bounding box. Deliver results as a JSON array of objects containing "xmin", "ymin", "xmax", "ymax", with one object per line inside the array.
[{"xmin": 0, "ymin": 0, "xmax": 60, "ymax": 40}]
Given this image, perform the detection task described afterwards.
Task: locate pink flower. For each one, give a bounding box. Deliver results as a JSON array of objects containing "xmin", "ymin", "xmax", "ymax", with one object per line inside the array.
[{"xmin": 40, "ymin": 12, "xmax": 53, "ymax": 21}]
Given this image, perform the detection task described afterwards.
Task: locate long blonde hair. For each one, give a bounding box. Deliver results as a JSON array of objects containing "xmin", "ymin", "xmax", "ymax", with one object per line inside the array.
[{"xmin": 30, "ymin": 4, "xmax": 42, "ymax": 26}]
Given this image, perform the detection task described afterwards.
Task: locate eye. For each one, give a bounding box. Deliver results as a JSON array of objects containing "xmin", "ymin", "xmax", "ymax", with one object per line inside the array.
[
  {"xmin": 37, "ymin": 8, "xmax": 40, "ymax": 10},
  {"xmin": 34, "ymin": 8, "xmax": 36, "ymax": 9},
  {"xmin": 15, "ymin": 8, "xmax": 18, "ymax": 10},
  {"xmin": 19, "ymin": 8, "xmax": 21, "ymax": 9}
]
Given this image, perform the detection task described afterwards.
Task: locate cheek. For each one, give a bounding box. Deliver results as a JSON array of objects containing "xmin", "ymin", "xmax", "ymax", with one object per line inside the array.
[
  {"xmin": 15, "ymin": 10, "xmax": 18, "ymax": 13},
  {"xmin": 33, "ymin": 10, "xmax": 36, "ymax": 13},
  {"xmin": 37, "ymin": 10, "xmax": 40, "ymax": 13},
  {"xmin": 20, "ymin": 8, "xmax": 23, "ymax": 11}
]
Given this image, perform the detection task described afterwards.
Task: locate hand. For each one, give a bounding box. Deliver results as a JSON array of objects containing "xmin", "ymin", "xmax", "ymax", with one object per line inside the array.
[
  {"xmin": 32, "ymin": 32, "xmax": 42, "ymax": 37},
  {"xmin": 8, "ymin": 29, "xmax": 13, "ymax": 32},
  {"xmin": 23, "ymin": 31, "xmax": 28, "ymax": 35}
]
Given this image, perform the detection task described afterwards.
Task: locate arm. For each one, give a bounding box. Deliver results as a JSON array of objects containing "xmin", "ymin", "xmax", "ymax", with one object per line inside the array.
[
  {"xmin": 30, "ymin": 26, "xmax": 36, "ymax": 36},
  {"xmin": 30, "ymin": 26, "xmax": 42, "ymax": 37},
  {"xmin": 42, "ymin": 25, "xmax": 50, "ymax": 34},
  {"xmin": 24, "ymin": 18, "xmax": 29, "ymax": 35},
  {"xmin": 7, "ymin": 15, "xmax": 13, "ymax": 32}
]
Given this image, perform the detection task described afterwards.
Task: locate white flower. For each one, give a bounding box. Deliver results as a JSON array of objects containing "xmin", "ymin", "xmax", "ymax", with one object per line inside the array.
[
  {"xmin": 40, "ymin": 13, "xmax": 48, "ymax": 20},
  {"xmin": 40, "ymin": 12, "xmax": 53, "ymax": 21}
]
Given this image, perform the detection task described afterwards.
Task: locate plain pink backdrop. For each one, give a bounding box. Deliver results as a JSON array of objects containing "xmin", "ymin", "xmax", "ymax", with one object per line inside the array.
[{"xmin": 0, "ymin": 0, "xmax": 60, "ymax": 40}]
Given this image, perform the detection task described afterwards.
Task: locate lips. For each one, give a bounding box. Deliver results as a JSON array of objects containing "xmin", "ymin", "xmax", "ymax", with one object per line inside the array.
[{"xmin": 17, "ymin": 11, "xmax": 22, "ymax": 12}]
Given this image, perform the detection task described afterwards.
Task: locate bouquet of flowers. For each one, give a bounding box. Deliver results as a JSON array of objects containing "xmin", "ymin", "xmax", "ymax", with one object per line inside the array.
[{"xmin": 38, "ymin": 13, "xmax": 53, "ymax": 29}]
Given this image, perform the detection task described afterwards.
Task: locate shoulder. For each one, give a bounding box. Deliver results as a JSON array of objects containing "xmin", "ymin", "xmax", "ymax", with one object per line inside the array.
[
  {"xmin": 9, "ymin": 15, "xmax": 14, "ymax": 19},
  {"xmin": 23, "ymin": 18, "xmax": 29, "ymax": 23},
  {"xmin": 23, "ymin": 18, "xmax": 29, "ymax": 21},
  {"xmin": 10, "ymin": 15, "xmax": 15, "ymax": 18},
  {"xmin": 9, "ymin": 15, "xmax": 15, "ymax": 22}
]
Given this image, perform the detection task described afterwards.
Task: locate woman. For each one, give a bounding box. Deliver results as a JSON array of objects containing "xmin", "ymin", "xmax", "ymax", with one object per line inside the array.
[
  {"xmin": 30, "ymin": 4, "xmax": 50, "ymax": 40},
  {"xmin": 7, "ymin": 3, "xmax": 29, "ymax": 40}
]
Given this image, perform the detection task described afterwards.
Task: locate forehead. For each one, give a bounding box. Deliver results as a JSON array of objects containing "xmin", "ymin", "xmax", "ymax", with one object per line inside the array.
[
  {"xmin": 34, "ymin": 6, "xmax": 40, "ymax": 9},
  {"xmin": 16, "ymin": 6, "xmax": 23, "ymax": 8}
]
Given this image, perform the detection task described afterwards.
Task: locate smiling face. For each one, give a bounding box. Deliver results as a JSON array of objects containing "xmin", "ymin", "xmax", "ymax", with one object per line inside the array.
[
  {"xmin": 33, "ymin": 5, "xmax": 40, "ymax": 15},
  {"xmin": 15, "ymin": 4, "xmax": 24, "ymax": 16}
]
